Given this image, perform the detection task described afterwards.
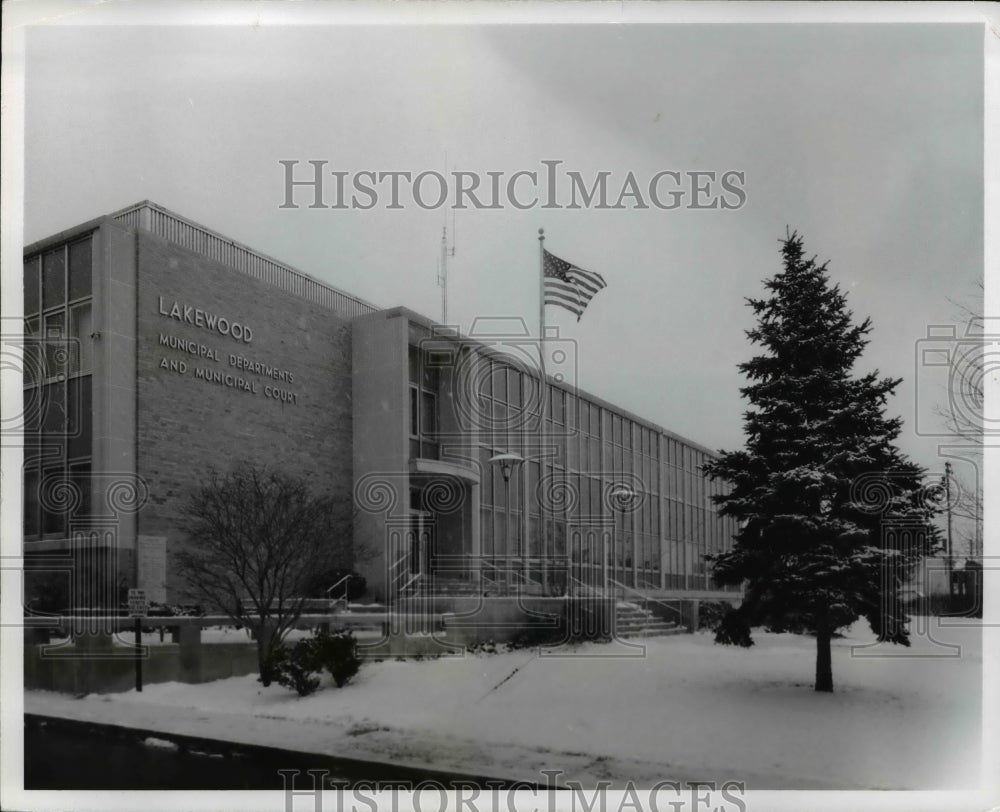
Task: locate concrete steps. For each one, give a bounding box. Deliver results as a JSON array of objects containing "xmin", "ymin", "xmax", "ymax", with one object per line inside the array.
[{"xmin": 614, "ymin": 602, "xmax": 685, "ymax": 638}]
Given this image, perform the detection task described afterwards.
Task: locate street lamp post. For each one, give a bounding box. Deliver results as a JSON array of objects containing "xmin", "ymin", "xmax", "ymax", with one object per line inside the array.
[
  {"xmin": 490, "ymin": 453, "xmax": 524, "ymax": 593},
  {"xmin": 610, "ymin": 487, "xmax": 635, "ymax": 595}
]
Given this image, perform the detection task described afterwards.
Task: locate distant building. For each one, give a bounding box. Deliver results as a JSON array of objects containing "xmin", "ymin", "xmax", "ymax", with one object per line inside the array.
[{"xmin": 21, "ymin": 201, "xmax": 740, "ymax": 612}]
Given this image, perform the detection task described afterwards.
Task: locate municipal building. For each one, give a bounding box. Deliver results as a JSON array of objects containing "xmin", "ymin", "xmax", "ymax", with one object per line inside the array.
[{"xmin": 22, "ymin": 201, "xmax": 739, "ymax": 620}]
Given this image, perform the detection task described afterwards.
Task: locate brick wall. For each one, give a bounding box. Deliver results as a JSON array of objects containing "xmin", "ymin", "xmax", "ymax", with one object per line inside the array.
[{"xmin": 134, "ymin": 231, "xmax": 354, "ymax": 603}]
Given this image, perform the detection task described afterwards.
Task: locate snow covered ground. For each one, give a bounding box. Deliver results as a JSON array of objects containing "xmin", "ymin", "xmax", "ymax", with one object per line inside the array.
[{"xmin": 25, "ymin": 618, "xmax": 983, "ymax": 790}]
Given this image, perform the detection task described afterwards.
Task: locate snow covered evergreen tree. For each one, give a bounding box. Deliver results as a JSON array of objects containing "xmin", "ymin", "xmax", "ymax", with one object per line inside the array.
[{"xmin": 704, "ymin": 232, "xmax": 940, "ymax": 692}]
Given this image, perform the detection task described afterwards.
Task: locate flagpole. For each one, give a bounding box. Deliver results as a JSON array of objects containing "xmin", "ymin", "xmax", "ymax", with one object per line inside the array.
[{"xmin": 538, "ymin": 228, "xmax": 548, "ymax": 594}]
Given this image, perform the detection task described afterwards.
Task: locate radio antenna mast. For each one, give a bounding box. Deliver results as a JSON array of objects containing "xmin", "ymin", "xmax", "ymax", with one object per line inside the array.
[{"xmin": 438, "ymin": 218, "xmax": 456, "ymax": 324}]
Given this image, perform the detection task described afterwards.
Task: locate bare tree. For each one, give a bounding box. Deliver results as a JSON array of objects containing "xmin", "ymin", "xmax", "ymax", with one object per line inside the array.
[{"xmin": 175, "ymin": 463, "xmax": 346, "ymax": 685}]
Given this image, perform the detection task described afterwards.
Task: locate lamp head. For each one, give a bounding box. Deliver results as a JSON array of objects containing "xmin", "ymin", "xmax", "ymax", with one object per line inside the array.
[{"xmin": 489, "ymin": 452, "xmax": 524, "ymax": 483}]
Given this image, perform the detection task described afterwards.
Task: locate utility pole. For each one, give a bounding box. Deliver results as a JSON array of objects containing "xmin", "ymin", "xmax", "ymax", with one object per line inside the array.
[{"xmin": 945, "ymin": 461, "xmax": 954, "ymax": 608}]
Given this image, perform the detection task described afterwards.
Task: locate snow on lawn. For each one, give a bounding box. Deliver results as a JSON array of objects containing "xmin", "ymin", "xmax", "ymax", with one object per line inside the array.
[{"xmin": 26, "ymin": 618, "xmax": 982, "ymax": 790}]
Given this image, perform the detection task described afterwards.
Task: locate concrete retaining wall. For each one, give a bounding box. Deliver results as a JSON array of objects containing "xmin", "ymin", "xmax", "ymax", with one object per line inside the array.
[{"xmin": 24, "ymin": 639, "xmax": 258, "ymax": 694}]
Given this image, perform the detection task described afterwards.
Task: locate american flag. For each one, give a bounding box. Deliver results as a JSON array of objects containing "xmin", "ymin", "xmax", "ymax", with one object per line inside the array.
[{"xmin": 543, "ymin": 249, "xmax": 607, "ymax": 321}]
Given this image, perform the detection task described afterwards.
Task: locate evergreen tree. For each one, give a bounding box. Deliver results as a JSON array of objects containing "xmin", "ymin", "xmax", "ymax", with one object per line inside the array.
[{"xmin": 704, "ymin": 232, "xmax": 939, "ymax": 692}]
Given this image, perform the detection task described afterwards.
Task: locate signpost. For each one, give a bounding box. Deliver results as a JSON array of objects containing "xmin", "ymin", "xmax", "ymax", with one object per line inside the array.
[{"xmin": 127, "ymin": 588, "xmax": 148, "ymax": 692}]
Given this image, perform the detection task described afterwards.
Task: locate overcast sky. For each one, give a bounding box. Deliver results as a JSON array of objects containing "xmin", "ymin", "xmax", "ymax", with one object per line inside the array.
[{"xmin": 17, "ymin": 14, "xmax": 985, "ymax": 483}]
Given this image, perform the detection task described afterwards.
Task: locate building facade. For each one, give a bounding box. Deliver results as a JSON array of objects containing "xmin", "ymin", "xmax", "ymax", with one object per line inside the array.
[{"xmin": 22, "ymin": 201, "xmax": 738, "ymax": 611}]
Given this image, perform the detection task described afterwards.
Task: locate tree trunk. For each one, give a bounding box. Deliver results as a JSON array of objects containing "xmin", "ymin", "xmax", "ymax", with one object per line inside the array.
[
  {"xmin": 257, "ymin": 636, "xmax": 273, "ymax": 685},
  {"xmin": 256, "ymin": 618, "xmax": 278, "ymax": 686},
  {"xmin": 815, "ymin": 625, "xmax": 833, "ymax": 692}
]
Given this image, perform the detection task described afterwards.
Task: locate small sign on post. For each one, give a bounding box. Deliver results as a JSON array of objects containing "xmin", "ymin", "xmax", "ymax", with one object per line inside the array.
[
  {"xmin": 127, "ymin": 589, "xmax": 148, "ymax": 692},
  {"xmin": 128, "ymin": 588, "xmax": 148, "ymax": 618}
]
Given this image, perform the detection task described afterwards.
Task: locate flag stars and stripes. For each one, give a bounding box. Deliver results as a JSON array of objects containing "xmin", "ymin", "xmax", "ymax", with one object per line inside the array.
[{"xmin": 542, "ymin": 249, "xmax": 607, "ymax": 321}]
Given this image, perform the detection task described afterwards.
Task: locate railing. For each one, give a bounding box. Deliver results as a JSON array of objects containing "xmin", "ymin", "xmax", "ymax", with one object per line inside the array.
[
  {"xmin": 566, "ymin": 574, "xmax": 607, "ymax": 599},
  {"xmin": 111, "ymin": 201, "xmax": 378, "ymax": 320},
  {"xmin": 478, "ymin": 559, "xmax": 548, "ymax": 596},
  {"xmin": 325, "ymin": 574, "xmax": 355, "ymax": 602},
  {"xmin": 396, "ymin": 572, "xmax": 423, "ymax": 598},
  {"xmin": 609, "ymin": 578, "xmax": 683, "ymax": 622},
  {"xmin": 480, "ymin": 561, "xmax": 503, "ymax": 593}
]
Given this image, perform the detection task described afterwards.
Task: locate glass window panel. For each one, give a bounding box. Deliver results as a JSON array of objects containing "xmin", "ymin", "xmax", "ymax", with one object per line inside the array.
[
  {"xmin": 69, "ymin": 303, "xmax": 93, "ymax": 375},
  {"xmin": 422, "ymin": 355, "xmax": 438, "ymax": 391},
  {"xmin": 42, "ymin": 249, "xmax": 66, "ymax": 310},
  {"xmin": 507, "ymin": 368, "xmax": 521, "ymax": 404},
  {"xmin": 573, "ymin": 474, "xmax": 585, "ymax": 517},
  {"xmin": 408, "ymin": 345, "xmax": 420, "ymax": 383},
  {"xmin": 421, "ymin": 391, "xmax": 436, "ymax": 435},
  {"xmin": 23, "ymin": 317, "xmax": 40, "ymax": 388},
  {"xmin": 43, "ymin": 311, "xmax": 66, "ymax": 382},
  {"xmin": 474, "ymin": 355, "xmax": 491, "ymax": 400},
  {"xmin": 69, "ymin": 460, "xmax": 91, "ymax": 519},
  {"xmin": 522, "ymin": 373, "xmax": 539, "ymax": 420},
  {"xmin": 22, "ymin": 389, "xmax": 41, "ymax": 460},
  {"xmin": 494, "ymin": 472, "xmax": 509, "ymax": 510},
  {"xmin": 552, "ymin": 388, "xmax": 565, "ymax": 424},
  {"xmin": 24, "ymin": 467, "xmax": 40, "ymax": 537},
  {"xmin": 409, "ymin": 439, "xmax": 420, "ymax": 458},
  {"xmin": 24, "ymin": 256, "xmax": 40, "ymax": 315},
  {"xmin": 566, "ymin": 433, "xmax": 579, "ymax": 471},
  {"xmin": 557, "ymin": 432, "xmax": 568, "ymax": 467},
  {"xmin": 528, "ymin": 515, "xmax": 540, "ymax": 557},
  {"xmin": 41, "ymin": 467, "xmax": 67, "ymax": 536},
  {"xmin": 68, "ymin": 239, "xmax": 92, "ymax": 301},
  {"xmin": 409, "ymin": 387, "xmax": 419, "ymax": 436},
  {"xmin": 491, "ymin": 363, "xmax": 507, "ymax": 402},
  {"xmin": 67, "ymin": 376, "xmax": 91, "ymax": 459},
  {"xmin": 42, "ymin": 381, "xmax": 66, "ymax": 438}
]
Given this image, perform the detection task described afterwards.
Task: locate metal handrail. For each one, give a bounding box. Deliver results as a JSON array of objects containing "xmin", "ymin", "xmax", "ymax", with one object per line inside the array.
[
  {"xmin": 324, "ymin": 574, "xmax": 355, "ymax": 600},
  {"xmin": 566, "ymin": 574, "xmax": 606, "ymax": 599},
  {"xmin": 479, "ymin": 558, "xmax": 546, "ymax": 595},
  {"xmin": 388, "ymin": 555, "xmax": 411, "ymax": 573},
  {"xmin": 609, "ymin": 578, "xmax": 683, "ymax": 621},
  {"xmin": 396, "ymin": 572, "xmax": 423, "ymax": 597}
]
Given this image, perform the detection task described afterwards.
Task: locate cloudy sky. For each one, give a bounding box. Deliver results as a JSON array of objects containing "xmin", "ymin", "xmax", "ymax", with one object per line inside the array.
[{"xmin": 13, "ymin": 8, "xmax": 986, "ymax": 486}]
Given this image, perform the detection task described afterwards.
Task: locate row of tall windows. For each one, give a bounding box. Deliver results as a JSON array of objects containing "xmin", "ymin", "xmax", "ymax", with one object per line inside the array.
[
  {"xmin": 408, "ymin": 345, "xmax": 439, "ymax": 460},
  {"xmin": 23, "ymin": 237, "xmax": 94, "ymax": 539},
  {"xmin": 457, "ymin": 350, "xmax": 736, "ymax": 591}
]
